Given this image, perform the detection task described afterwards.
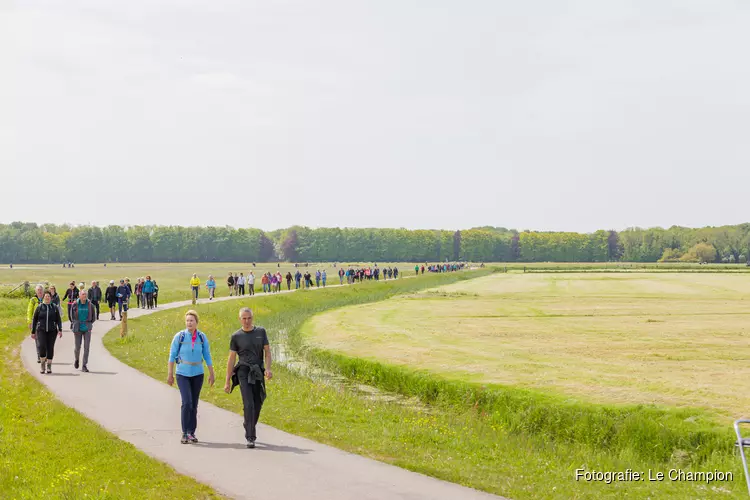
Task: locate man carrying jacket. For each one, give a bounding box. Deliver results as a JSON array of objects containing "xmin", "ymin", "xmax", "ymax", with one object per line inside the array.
[{"xmin": 224, "ymin": 308, "xmax": 272, "ymax": 448}]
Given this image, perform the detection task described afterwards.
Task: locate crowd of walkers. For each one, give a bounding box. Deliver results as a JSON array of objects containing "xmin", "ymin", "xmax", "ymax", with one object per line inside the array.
[
  {"xmin": 27, "ymin": 276, "xmax": 159, "ymax": 374},
  {"xmin": 26, "ymin": 261, "xmax": 469, "ymax": 448}
]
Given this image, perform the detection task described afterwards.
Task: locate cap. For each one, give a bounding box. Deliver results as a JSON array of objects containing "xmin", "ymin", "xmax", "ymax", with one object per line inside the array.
[{"xmin": 110, "ymin": 280, "xmax": 115, "ymax": 284}]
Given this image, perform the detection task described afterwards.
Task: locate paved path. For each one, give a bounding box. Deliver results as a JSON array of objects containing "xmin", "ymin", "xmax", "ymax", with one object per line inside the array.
[{"xmin": 21, "ymin": 283, "xmax": 504, "ymax": 500}]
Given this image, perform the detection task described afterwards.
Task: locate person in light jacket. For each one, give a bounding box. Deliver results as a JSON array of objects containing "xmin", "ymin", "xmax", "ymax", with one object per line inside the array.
[{"xmin": 167, "ymin": 310, "xmax": 215, "ymax": 444}]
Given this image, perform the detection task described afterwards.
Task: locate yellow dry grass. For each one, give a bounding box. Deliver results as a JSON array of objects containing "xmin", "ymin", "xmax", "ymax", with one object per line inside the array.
[{"xmin": 302, "ymin": 272, "xmax": 750, "ymax": 419}]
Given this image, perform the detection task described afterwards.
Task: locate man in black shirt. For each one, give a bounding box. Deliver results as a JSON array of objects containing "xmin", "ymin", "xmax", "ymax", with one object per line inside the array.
[{"xmin": 224, "ymin": 307, "xmax": 272, "ymax": 448}]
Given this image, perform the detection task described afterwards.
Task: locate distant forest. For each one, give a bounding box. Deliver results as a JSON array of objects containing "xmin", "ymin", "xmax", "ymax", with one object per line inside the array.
[{"xmin": 2, "ymin": 222, "xmax": 750, "ymax": 264}]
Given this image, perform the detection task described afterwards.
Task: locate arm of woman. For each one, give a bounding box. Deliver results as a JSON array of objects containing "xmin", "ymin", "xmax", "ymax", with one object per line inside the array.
[
  {"xmin": 31, "ymin": 306, "xmax": 40, "ymax": 336},
  {"xmin": 202, "ymin": 335, "xmax": 215, "ymax": 386},
  {"xmin": 167, "ymin": 334, "xmax": 179, "ymax": 385}
]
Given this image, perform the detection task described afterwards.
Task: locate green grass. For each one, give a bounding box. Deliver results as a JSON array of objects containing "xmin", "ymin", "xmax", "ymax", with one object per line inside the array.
[
  {"xmin": 301, "ymin": 273, "xmax": 750, "ymax": 419},
  {"xmin": 105, "ymin": 270, "xmax": 743, "ymax": 498},
  {"xmin": 0, "ymin": 299, "xmax": 222, "ymax": 499}
]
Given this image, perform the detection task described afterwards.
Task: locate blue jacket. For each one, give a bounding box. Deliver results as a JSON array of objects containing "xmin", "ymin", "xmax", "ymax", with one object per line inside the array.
[
  {"xmin": 116, "ymin": 285, "xmax": 131, "ymax": 301},
  {"xmin": 206, "ymin": 279, "xmax": 216, "ymax": 289},
  {"xmin": 142, "ymin": 280, "xmax": 155, "ymax": 294},
  {"xmin": 169, "ymin": 329, "xmax": 213, "ymax": 377}
]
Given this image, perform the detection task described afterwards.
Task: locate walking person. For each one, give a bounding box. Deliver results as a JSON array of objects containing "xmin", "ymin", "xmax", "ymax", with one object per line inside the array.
[
  {"xmin": 205, "ymin": 275, "xmax": 216, "ymax": 300},
  {"xmin": 295, "ymin": 270, "xmax": 302, "ymax": 289},
  {"xmin": 238, "ymin": 273, "xmax": 246, "ymax": 296},
  {"xmin": 190, "ymin": 274, "xmax": 201, "ymax": 301},
  {"xmin": 88, "ymin": 280, "xmax": 102, "ymax": 319},
  {"xmin": 153, "ymin": 280, "xmax": 159, "ymax": 307},
  {"xmin": 31, "ymin": 290, "xmax": 63, "ymax": 374},
  {"xmin": 105, "ymin": 280, "xmax": 118, "ymax": 319},
  {"xmin": 233, "ymin": 273, "xmax": 240, "ymax": 296},
  {"xmin": 247, "ymin": 271, "xmax": 255, "ymax": 296},
  {"xmin": 62, "ymin": 281, "xmax": 79, "ymax": 330},
  {"xmin": 227, "ymin": 273, "xmax": 235, "ymax": 297},
  {"xmin": 339, "ymin": 268, "xmax": 344, "ymax": 285},
  {"xmin": 49, "ymin": 285, "xmax": 63, "ymax": 320},
  {"xmin": 116, "ymin": 279, "xmax": 131, "ymax": 320},
  {"xmin": 72, "ymin": 289, "xmax": 96, "ymax": 372},
  {"xmin": 143, "ymin": 275, "xmax": 156, "ymax": 308},
  {"xmin": 315, "ymin": 270, "xmax": 321, "ymax": 287},
  {"xmin": 224, "ymin": 307, "xmax": 272, "ymax": 448},
  {"xmin": 167, "ymin": 310, "xmax": 215, "ymax": 444},
  {"xmin": 27, "ymin": 284, "xmax": 45, "ymax": 363},
  {"xmin": 322, "ymin": 270, "xmax": 327, "ymax": 287},
  {"xmin": 135, "ymin": 278, "xmax": 144, "ymax": 308},
  {"xmin": 271, "ymin": 273, "xmax": 279, "ymax": 293},
  {"xmin": 285, "ymin": 272, "xmax": 292, "ymax": 290}
]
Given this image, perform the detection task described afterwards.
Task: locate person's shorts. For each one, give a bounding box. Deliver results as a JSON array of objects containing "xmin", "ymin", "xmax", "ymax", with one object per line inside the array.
[{"xmin": 107, "ymin": 300, "xmax": 116, "ymax": 308}]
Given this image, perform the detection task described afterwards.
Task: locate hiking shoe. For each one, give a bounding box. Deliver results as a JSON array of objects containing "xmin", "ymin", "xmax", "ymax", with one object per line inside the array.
[
  {"xmin": 181, "ymin": 434, "xmax": 189, "ymax": 444},
  {"xmin": 46, "ymin": 364, "xmax": 52, "ymax": 374},
  {"xmin": 188, "ymin": 434, "xmax": 198, "ymax": 443},
  {"xmin": 37, "ymin": 357, "xmax": 41, "ymax": 364},
  {"xmin": 40, "ymin": 361, "xmax": 46, "ymax": 374},
  {"xmin": 74, "ymin": 360, "xmax": 79, "ymax": 369},
  {"xmin": 81, "ymin": 366, "xmax": 89, "ymax": 373},
  {"xmin": 246, "ymin": 439, "xmax": 255, "ymax": 449}
]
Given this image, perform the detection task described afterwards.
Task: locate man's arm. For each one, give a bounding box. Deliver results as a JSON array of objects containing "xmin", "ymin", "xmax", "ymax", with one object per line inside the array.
[
  {"xmin": 224, "ymin": 351, "xmax": 237, "ymax": 392},
  {"xmin": 264, "ymin": 344, "xmax": 273, "ymax": 379}
]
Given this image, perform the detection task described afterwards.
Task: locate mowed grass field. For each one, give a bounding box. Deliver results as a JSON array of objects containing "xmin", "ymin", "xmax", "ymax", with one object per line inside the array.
[{"xmin": 302, "ymin": 272, "xmax": 750, "ymax": 421}]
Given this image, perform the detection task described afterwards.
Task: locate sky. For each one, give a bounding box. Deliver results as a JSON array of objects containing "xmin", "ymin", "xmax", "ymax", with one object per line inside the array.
[{"xmin": 2, "ymin": 0, "xmax": 749, "ymax": 233}]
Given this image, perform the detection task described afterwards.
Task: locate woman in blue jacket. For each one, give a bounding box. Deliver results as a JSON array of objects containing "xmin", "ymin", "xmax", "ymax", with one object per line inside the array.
[
  {"xmin": 167, "ymin": 310, "xmax": 215, "ymax": 444},
  {"xmin": 205, "ymin": 275, "xmax": 217, "ymax": 300}
]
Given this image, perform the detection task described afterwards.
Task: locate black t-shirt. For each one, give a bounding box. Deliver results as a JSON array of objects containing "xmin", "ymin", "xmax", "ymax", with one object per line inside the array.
[{"xmin": 230, "ymin": 327, "xmax": 269, "ymax": 368}]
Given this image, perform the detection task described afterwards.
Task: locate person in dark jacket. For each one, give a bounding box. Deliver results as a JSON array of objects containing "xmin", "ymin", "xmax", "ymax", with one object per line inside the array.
[
  {"xmin": 62, "ymin": 281, "xmax": 79, "ymax": 330},
  {"xmin": 31, "ymin": 291, "xmax": 63, "ymax": 374},
  {"xmin": 153, "ymin": 280, "xmax": 159, "ymax": 307},
  {"xmin": 71, "ymin": 289, "xmax": 96, "ymax": 372},
  {"xmin": 88, "ymin": 281, "xmax": 102, "ymax": 320},
  {"xmin": 105, "ymin": 280, "xmax": 118, "ymax": 320},
  {"xmin": 294, "ymin": 270, "xmax": 302, "ymax": 289},
  {"xmin": 116, "ymin": 279, "xmax": 131, "ymax": 321},
  {"xmin": 285, "ymin": 272, "xmax": 292, "ymax": 290}
]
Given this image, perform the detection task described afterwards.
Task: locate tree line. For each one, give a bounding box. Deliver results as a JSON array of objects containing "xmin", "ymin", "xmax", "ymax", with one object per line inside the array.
[{"xmin": 2, "ymin": 222, "xmax": 750, "ymax": 264}]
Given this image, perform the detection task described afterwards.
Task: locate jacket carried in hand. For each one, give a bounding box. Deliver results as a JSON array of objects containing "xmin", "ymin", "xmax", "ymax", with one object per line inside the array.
[
  {"xmin": 32, "ymin": 303, "xmax": 62, "ymax": 333},
  {"xmin": 71, "ymin": 299, "xmax": 97, "ymax": 334}
]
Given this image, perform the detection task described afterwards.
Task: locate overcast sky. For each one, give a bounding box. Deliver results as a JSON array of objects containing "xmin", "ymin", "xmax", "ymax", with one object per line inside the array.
[{"xmin": 2, "ymin": 1, "xmax": 749, "ymax": 233}]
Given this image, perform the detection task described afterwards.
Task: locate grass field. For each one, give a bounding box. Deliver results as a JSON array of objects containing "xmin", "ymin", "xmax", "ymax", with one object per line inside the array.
[
  {"xmin": 302, "ymin": 272, "xmax": 750, "ymax": 420},
  {"xmin": 0, "ymin": 298, "xmax": 222, "ymax": 499},
  {"xmin": 104, "ymin": 269, "xmax": 743, "ymax": 498}
]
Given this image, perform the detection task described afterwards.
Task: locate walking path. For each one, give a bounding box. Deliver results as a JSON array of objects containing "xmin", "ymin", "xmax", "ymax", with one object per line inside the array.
[{"xmin": 21, "ymin": 282, "xmax": 503, "ymax": 500}]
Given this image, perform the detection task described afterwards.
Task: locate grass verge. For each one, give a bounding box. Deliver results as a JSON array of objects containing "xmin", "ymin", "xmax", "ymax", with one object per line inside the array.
[
  {"xmin": 105, "ymin": 270, "xmax": 743, "ymax": 498},
  {"xmin": 0, "ymin": 298, "xmax": 222, "ymax": 499}
]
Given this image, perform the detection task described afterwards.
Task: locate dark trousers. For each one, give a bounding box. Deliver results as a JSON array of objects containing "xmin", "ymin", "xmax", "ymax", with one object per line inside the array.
[
  {"xmin": 176, "ymin": 373, "xmax": 204, "ymax": 435},
  {"xmin": 238, "ymin": 368, "xmax": 264, "ymax": 441},
  {"xmin": 192, "ymin": 286, "xmax": 199, "ymax": 300},
  {"xmin": 239, "ymin": 284, "xmax": 245, "ymax": 295},
  {"xmin": 36, "ymin": 329, "xmax": 58, "ymax": 360},
  {"xmin": 144, "ymin": 292, "xmax": 154, "ymax": 308},
  {"xmin": 286, "ymin": 280, "xmax": 291, "ymax": 290},
  {"xmin": 91, "ymin": 300, "xmax": 100, "ymax": 319},
  {"xmin": 67, "ymin": 303, "xmax": 74, "ymax": 324},
  {"xmin": 154, "ymin": 294, "xmax": 158, "ymax": 307},
  {"xmin": 249, "ymin": 284, "xmax": 255, "ymax": 295}
]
